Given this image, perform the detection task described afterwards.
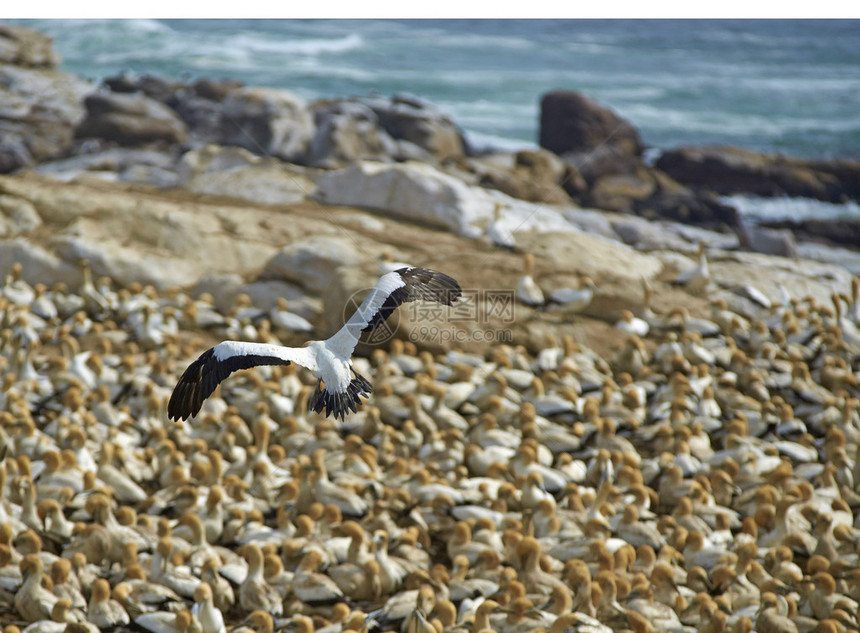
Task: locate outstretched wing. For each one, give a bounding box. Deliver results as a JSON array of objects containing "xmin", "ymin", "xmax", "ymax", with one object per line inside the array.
[
  {"xmin": 325, "ymin": 267, "xmax": 462, "ymax": 358},
  {"xmin": 167, "ymin": 341, "xmax": 317, "ymax": 421},
  {"xmin": 363, "ymin": 267, "xmax": 462, "ymax": 332}
]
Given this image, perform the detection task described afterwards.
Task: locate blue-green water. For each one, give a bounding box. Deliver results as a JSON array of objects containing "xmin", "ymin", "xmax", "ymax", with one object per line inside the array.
[{"xmin": 15, "ymin": 19, "xmax": 860, "ymax": 159}]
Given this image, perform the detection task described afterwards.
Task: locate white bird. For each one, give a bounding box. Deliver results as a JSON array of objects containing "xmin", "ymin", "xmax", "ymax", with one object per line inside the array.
[
  {"xmin": 168, "ymin": 267, "xmax": 461, "ymax": 421},
  {"xmin": 517, "ymin": 254, "xmax": 544, "ymax": 306},
  {"xmin": 548, "ymin": 276, "xmax": 596, "ymax": 313},
  {"xmin": 672, "ymin": 242, "xmax": 710, "ymax": 294},
  {"xmin": 268, "ymin": 298, "xmax": 313, "ymax": 333},
  {"xmin": 615, "ymin": 310, "xmax": 649, "ymax": 337}
]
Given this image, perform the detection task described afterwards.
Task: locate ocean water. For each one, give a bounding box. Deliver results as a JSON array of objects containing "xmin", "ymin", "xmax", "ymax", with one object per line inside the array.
[{"xmin": 13, "ymin": 19, "xmax": 860, "ymax": 220}]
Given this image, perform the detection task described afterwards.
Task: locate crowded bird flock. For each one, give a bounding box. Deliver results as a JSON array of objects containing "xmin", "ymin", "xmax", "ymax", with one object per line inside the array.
[{"xmin": 2, "ymin": 256, "xmax": 860, "ymax": 633}]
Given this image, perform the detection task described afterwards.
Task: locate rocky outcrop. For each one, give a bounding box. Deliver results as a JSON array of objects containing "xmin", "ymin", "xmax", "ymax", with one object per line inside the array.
[
  {"xmin": 35, "ymin": 146, "xmax": 182, "ymax": 187},
  {"xmin": 656, "ymin": 145, "xmax": 860, "ymax": 203},
  {"xmin": 315, "ymin": 160, "xmax": 492, "ymax": 238},
  {"xmin": 0, "ymin": 193, "xmax": 41, "ymax": 237},
  {"xmin": 304, "ymin": 94, "xmax": 468, "ymax": 168},
  {"xmin": 217, "ymin": 87, "xmax": 314, "ymax": 162},
  {"xmin": 75, "ymin": 91, "xmax": 189, "ymax": 146},
  {"xmin": 361, "ymin": 94, "xmax": 466, "ymax": 161},
  {"xmin": 539, "ymin": 90, "xmax": 643, "ymax": 163},
  {"xmin": 0, "ymin": 24, "xmax": 59, "ymax": 68},
  {"xmin": 304, "ymin": 100, "xmax": 397, "ymax": 168},
  {"xmin": 314, "ymin": 159, "xmax": 586, "ymax": 244},
  {"xmin": 736, "ymin": 223, "xmax": 798, "ymax": 258},
  {"xmin": 537, "ymin": 91, "xmax": 738, "ymax": 228},
  {"xmin": 260, "ymin": 235, "xmax": 363, "ymax": 292},
  {"xmin": 460, "ymin": 149, "xmax": 581, "ymax": 205},
  {"xmin": 762, "ymin": 217, "xmax": 860, "ymax": 250},
  {"xmin": 2, "ymin": 18, "xmax": 860, "ymax": 334},
  {"xmin": 0, "ymin": 26, "xmax": 92, "ymax": 173},
  {"xmin": 175, "ymin": 144, "xmax": 317, "ymax": 205}
]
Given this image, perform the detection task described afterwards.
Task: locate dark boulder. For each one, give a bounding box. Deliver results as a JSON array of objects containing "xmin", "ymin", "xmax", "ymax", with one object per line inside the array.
[
  {"xmin": 75, "ymin": 91, "xmax": 189, "ymax": 146},
  {"xmin": 539, "ymin": 90, "xmax": 643, "ymax": 159},
  {"xmin": 762, "ymin": 218, "xmax": 860, "ymax": 250},
  {"xmin": 655, "ymin": 145, "xmax": 854, "ymax": 202},
  {"xmin": 103, "ymin": 72, "xmax": 180, "ymax": 105}
]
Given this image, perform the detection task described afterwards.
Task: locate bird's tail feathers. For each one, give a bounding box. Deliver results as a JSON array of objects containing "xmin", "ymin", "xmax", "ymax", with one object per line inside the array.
[{"xmin": 309, "ymin": 372, "xmax": 373, "ymax": 421}]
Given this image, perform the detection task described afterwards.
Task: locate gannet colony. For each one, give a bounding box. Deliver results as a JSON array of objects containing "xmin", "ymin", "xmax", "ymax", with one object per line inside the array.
[{"xmin": 2, "ymin": 251, "xmax": 860, "ymax": 633}]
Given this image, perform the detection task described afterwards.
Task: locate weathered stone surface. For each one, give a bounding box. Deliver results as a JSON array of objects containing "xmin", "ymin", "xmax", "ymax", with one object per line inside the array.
[
  {"xmin": 560, "ymin": 144, "xmax": 643, "ymax": 188},
  {"xmin": 705, "ymin": 250, "xmax": 853, "ymax": 309},
  {"xmin": 0, "ymin": 193, "xmax": 41, "ymax": 237},
  {"xmin": 539, "ymin": 90, "xmax": 643, "ymax": 158},
  {"xmin": 176, "ymin": 145, "xmax": 317, "ymax": 205},
  {"xmin": 35, "ymin": 147, "xmax": 179, "ymax": 183},
  {"xmin": 763, "ymin": 217, "xmax": 860, "ymax": 250},
  {"xmin": 0, "ymin": 24, "xmax": 59, "ymax": 68},
  {"xmin": 260, "ymin": 235, "xmax": 364, "ymax": 292},
  {"xmin": 794, "ymin": 241, "xmax": 860, "ymax": 277},
  {"xmin": 636, "ymin": 186, "xmax": 739, "ymax": 227},
  {"xmin": 191, "ymin": 77, "xmax": 245, "ymax": 102},
  {"xmin": 472, "ymin": 149, "xmax": 576, "ymax": 205},
  {"xmin": 103, "ymin": 72, "xmax": 181, "ymax": 104},
  {"xmin": 736, "ymin": 223, "xmax": 798, "ymax": 258},
  {"xmin": 0, "ymin": 64, "xmax": 92, "ymax": 172},
  {"xmin": 218, "ymin": 87, "xmax": 314, "ymax": 162},
  {"xmin": 315, "ymin": 160, "xmax": 493, "ymax": 238},
  {"xmin": 587, "ymin": 167, "xmax": 657, "ymax": 212},
  {"xmin": 360, "ymin": 94, "xmax": 465, "ymax": 161},
  {"xmin": 317, "ymin": 159, "xmax": 622, "ymax": 248},
  {"xmin": 807, "ymin": 157, "xmax": 860, "ymax": 200},
  {"xmin": 581, "ymin": 163, "xmax": 739, "ymax": 228},
  {"xmin": 304, "ymin": 100, "xmax": 397, "ymax": 168},
  {"xmin": 194, "ymin": 273, "xmax": 245, "ymax": 313},
  {"xmin": 0, "ymin": 237, "xmax": 78, "ymax": 287},
  {"xmin": 0, "ymin": 172, "xmax": 293, "ymax": 289},
  {"xmin": 656, "ymin": 145, "xmax": 849, "ymax": 202},
  {"xmin": 75, "ymin": 91, "xmax": 189, "ymax": 146}
]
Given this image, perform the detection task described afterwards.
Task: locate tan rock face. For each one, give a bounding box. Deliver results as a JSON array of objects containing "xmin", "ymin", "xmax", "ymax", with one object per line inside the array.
[
  {"xmin": 0, "ymin": 193, "xmax": 41, "ymax": 237},
  {"xmin": 261, "ymin": 235, "xmax": 364, "ymax": 292},
  {"xmin": 0, "ymin": 24, "xmax": 60, "ymax": 68},
  {"xmin": 176, "ymin": 145, "xmax": 318, "ymax": 205}
]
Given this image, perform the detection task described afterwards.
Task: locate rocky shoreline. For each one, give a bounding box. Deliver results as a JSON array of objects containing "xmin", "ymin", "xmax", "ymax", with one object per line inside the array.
[
  {"xmin": 2, "ymin": 21, "xmax": 860, "ymax": 344},
  {"xmin": 2, "ymin": 23, "xmax": 860, "ymax": 339}
]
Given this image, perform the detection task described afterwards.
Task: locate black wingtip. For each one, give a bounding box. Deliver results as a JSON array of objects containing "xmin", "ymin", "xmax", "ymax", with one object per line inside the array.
[
  {"xmin": 167, "ymin": 348, "xmax": 214, "ymax": 422},
  {"xmin": 397, "ymin": 267, "xmax": 463, "ymax": 306},
  {"xmin": 168, "ymin": 345, "xmax": 294, "ymax": 423},
  {"xmin": 309, "ymin": 373, "xmax": 373, "ymax": 421},
  {"xmin": 362, "ymin": 268, "xmax": 463, "ymax": 333}
]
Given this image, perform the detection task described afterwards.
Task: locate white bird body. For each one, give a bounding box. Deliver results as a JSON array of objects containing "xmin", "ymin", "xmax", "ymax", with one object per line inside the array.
[
  {"xmin": 169, "ymin": 267, "xmax": 461, "ymax": 421},
  {"xmin": 548, "ymin": 277, "xmax": 596, "ymax": 314},
  {"xmin": 517, "ymin": 253, "xmax": 544, "ymax": 306},
  {"xmin": 673, "ymin": 242, "xmax": 710, "ymax": 294}
]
